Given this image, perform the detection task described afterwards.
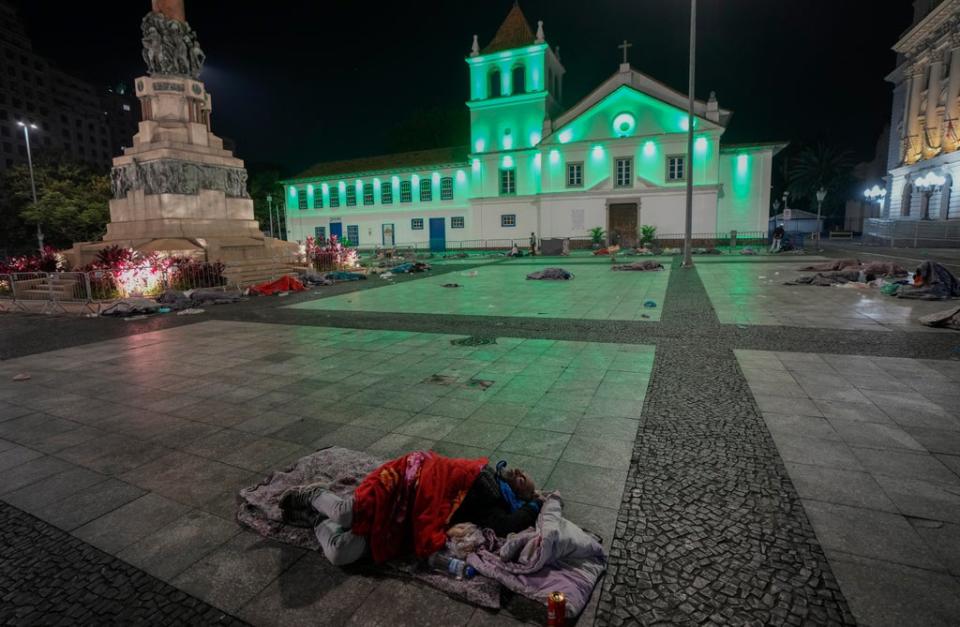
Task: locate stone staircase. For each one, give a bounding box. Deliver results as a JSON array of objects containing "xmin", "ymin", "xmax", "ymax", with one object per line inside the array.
[
  {"xmin": 12, "ymin": 276, "xmax": 84, "ymax": 301},
  {"xmin": 222, "ymin": 258, "xmax": 307, "ymax": 288}
]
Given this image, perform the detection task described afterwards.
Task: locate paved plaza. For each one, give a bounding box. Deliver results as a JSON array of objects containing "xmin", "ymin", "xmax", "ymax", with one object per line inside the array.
[{"xmin": 1, "ymin": 250, "xmax": 960, "ymax": 625}]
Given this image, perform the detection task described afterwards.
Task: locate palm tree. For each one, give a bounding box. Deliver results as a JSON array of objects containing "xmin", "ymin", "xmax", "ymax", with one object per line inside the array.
[{"xmin": 786, "ymin": 143, "xmax": 855, "ymax": 207}]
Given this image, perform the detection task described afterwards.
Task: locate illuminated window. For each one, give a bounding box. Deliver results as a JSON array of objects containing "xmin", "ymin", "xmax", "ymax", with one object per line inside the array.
[
  {"xmin": 346, "ymin": 224, "xmax": 359, "ymax": 245},
  {"xmin": 566, "ymin": 162, "xmax": 583, "ymax": 188},
  {"xmin": 489, "ymin": 69, "xmax": 502, "ymax": 98},
  {"xmin": 400, "ymin": 180, "xmax": 412, "ymax": 203},
  {"xmin": 312, "ymin": 191, "xmax": 322, "ymax": 209},
  {"xmin": 345, "ymin": 185, "xmax": 357, "ymax": 206},
  {"xmin": 363, "ymin": 182, "xmax": 374, "ymax": 205},
  {"xmin": 451, "ymin": 216, "xmax": 465, "ymax": 229},
  {"xmin": 501, "ymin": 214, "xmax": 516, "ymax": 227},
  {"xmin": 329, "ymin": 187, "xmax": 340, "ymax": 208},
  {"xmin": 499, "ymin": 168, "xmax": 516, "ymax": 196},
  {"xmin": 615, "ymin": 158, "xmax": 633, "ymax": 188},
  {"xmin": 411, "ymin": 218, "xmax": 424, "ymax": 230},
  {"xmin": 297, "ymin": 189, "xmax": 307, "ymax": 210},
  {"xmin": 667, "ymin": 156, "xmax": 686, "ymax": 181},
  {"xmin": 440, "ymin": 176, "xmax": 453, "ymax": 200},
  {"xmin": 380, "ymin": 180, "xmax": 393, "ymax": 204},
  {"xmin": 314, "ymin": 226, "xmax": 326, "ymax": 240},
  {"xmin": 511, "ymin": 65, "xmax": 525, "ymax": 94},
  {"xmin": 419, "ymin": 178, "xmax": 432, "ymax": 202}
]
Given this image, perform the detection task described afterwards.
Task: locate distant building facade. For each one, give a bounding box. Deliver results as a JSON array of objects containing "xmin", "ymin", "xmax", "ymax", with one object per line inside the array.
[
  {"xmin": 281, "ymin": 5, "xmax": 782, "ymax": 249},
  {"xmin": 0, "ymin": 0, "xmax": 139, "ymax": 174},
  {"xmin": 883, "ymin": 0, "xmax": 960, "ymax": 220}
]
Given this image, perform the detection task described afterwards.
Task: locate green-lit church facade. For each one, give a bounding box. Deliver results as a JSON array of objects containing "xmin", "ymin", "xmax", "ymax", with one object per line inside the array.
[{"xmin": 282, "ymin": 5, "xmax": 783, "ymax": 249}]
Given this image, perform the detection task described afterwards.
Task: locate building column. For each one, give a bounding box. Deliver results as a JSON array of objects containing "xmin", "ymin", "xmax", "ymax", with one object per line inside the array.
[
  {"xmin": 906, "ymin": 65, "xmax": 925, "ymax": 163},
  {"xmin": 926, "ymin": 58, "xmax": 944, "ymax": 152},
  {"xmin": 946, "ymin": 43, "xmax": 960, "ymax": 151}
]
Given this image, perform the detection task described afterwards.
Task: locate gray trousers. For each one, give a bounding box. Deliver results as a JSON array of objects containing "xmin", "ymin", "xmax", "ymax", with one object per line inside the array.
[{"xmin": 312, "ymin": 491, "xmax": 366, "ymax": 566}]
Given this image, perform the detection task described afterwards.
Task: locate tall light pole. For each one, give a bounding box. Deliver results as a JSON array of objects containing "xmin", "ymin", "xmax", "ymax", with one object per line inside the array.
[
  {"xmin": 682, "ymin": 0, "xmax": 697, "ymax": 269},
  {"xmin": 17, "ymin": 121, "xmax": 42, "ymax": 254},
  {"xmin": 815, "ymin": 187, "xmax": 826, "ymax": 251},
  {"xmin": 266, "ymin": 193, "xmax": 275, "ymax": 237}
]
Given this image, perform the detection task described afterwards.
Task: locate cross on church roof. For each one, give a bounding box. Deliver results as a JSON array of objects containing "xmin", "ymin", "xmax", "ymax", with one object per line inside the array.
[{"xmin": 618, "ymin": 40, "xmax": 632, "ymax": 64}]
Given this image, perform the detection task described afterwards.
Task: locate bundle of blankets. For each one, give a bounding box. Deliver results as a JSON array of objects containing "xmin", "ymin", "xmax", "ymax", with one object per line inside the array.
[
  {"xmin": 101, "ymin": 288, "xmax": 246, "ymax": 316},
  {"xmin": 898, "ymin": 260, "xmax": 960, "ymax": 300},
  {"xmin": 611, "ymin": 260, "xmax": 664, "ymax": 272},
  {"xmin": 237, "ymin": 447, "xmax": 606, "ymax": 619},
  {"xmin": 787, "ymin": 260, "xmax": 908, "ymax": 287},
  {"xmin": 526, "ymin": 267, "xmax": 574, "ymax": 280},
  {"xmin": 390, "ymin": 262, "xmax": 431, "ymax": 274}
]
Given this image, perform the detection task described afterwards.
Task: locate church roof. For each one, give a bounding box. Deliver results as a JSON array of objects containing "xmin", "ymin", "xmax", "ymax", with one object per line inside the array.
[
  {"xmin": 482, "ymin": 4, "xmax": 536, "ymax": 54},
  {"xmin": 550, "ymin": 65, "xmax": 734, "ymax": 133},
  {"xmin": 291, "ymin": 145, "xmax": 470, "ymax": 180}
]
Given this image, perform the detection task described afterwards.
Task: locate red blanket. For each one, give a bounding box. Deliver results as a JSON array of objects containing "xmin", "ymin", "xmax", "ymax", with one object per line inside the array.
[
  {"xmin": 351, "ymin": 451, "xmax": 486, "ymax": 563},
  {"xmin": 249, "ymin": 275, "xmax": 305, "ymax": 296}
]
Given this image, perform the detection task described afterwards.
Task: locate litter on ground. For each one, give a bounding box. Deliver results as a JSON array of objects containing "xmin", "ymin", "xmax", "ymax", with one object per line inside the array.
[{"xmin": 12, "ymin": 373, "xmax": 31, "ymax": 381}]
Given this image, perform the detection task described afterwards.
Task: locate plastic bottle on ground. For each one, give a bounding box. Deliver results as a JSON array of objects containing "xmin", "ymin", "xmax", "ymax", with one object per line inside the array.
[{"xmin": 427, "ymin": 553, "xmax": 476, "ymax": 580}]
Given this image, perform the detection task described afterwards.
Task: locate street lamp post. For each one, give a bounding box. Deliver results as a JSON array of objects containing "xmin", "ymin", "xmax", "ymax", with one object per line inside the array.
[
  {"xmin": 266, "ymin": 194, "xmax": 275, "ymax": 238},
  {"xmin": 815, "ymin": 187, "xmax": 827, "ymax": 251},
  {"xmin": 682, "ymin": 0, "xmax": 697, "ymax": 269},
  {"xmin": 17, "ymin": 121, "xmax": 43, "ymax": 254}
]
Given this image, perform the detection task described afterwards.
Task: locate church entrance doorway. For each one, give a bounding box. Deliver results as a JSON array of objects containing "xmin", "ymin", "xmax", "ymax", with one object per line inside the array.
[
  {"xmin": 382, "ymin": 223, "xmax": 395, "ymax": 246},
  {"xmin": 329, "ymin": 221, "xmax": 343, "ymax": 241},
  {"xmin": 608, "ymin": 203, "xmax": 638, "ymax": 247},
  {"xmin": 429, "ymin": 217, "xmax": 446, "ymax": 252}
]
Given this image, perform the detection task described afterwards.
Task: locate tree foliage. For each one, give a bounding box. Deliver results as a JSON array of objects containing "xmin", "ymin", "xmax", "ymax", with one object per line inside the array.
[
  {"xmin": 2, "ymin": 161, "xmax": 111, "ymax": 250},
  {"xmin": 247, "ymin": 164, "xmax": 285, "ymax": 238},
  {"xmin": 785, "ymin": 143, "xmax": 854, "ymax": 216}
]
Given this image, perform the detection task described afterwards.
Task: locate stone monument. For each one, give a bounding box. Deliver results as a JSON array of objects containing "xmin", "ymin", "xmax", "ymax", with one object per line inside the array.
[{"xmin": 68, "ymin": 0, "xmax": 296, "ymax": 281}]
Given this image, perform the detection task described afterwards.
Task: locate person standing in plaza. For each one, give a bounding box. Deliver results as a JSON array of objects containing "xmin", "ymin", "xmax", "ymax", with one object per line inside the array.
[
  {"xmin": 770, "ymin": 223, "xmax": 785, "ymax": 253},
  {"xmin": 529, "ymin": 232, "xmax": 537, "ymax": 256}
]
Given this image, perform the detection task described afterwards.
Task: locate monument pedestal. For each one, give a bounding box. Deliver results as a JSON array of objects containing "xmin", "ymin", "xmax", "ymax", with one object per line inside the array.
[{"xmin": 66, "ymin": 5, "xmax": 297, "ymax": 284}]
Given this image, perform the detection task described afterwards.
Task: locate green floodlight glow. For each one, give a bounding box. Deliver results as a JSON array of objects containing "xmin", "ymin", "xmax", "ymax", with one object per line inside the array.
[
  {"xmin": 456, "ymin": 169, "xmax": 467, "ymax": 182},
  {"xmin": 472, "ymin": 158, "xmax": 481, "ymax": 170},
  {"xmin": 289, "ymin": 186, "xmax": 296, "ymax": 196},
  {"xmin": 412, "ymin": 174, "xmax": 420, "ymax": 184},
  {"xmin": 527, "ymin": 46, "xmax": 540, "ymax": 53},
  {"xmin": 533, "ymin": 153, "xmax": 542, "ymax": 168},
  {"xmin": 355, "ymin": 180, "xmax": 363, "ymax": 189},
  {"xmin": 432, "ymin": 172, "xmax": 441, "ymax": 184},
  {"xmin": 391, "ymin": 175, "xmax": 400, "ymax": 184},
  {"xmin": 338, "ymin": 181, "xmax": 346, "ymax": 190},
  {"xmin": 558, "ymin": 129, "xmax": 573, "ymax": 144},
  {"xmin": 475, "ymin": 138, "xmax": 486, "ymax": 152},
  {"xmin": 643, "ymin": 141, "xmax": 657, "ymax": 156},
  {"xmin": 612, "ymin": 112, "xmax": 636, "ymax": 137},
  {"xmin": 503, "ymin": 134, "xmax": 514, "ymax": 150},
  {"xmin": 680, "ymin": 117, "xmax": 697, "ymax": 132},
  {"xmin": 321, "ymin": 183, "xmax": 329, "ymax": 192},
  {"xmin": 550, "ymin": 149, "xmax": 560, "ymax": 164},
  {"xmin": 307, "ymin": 184, "xmax": 314, "ymax": 193},
  {"xmin": 737, "ymin": 153, "xmax": 749, "ymax": 175},
  {"xmin": 373, "ymin": 177, "xmax": 381, "ymax": 185},
  {"xmin": 500, "ymin": 51, "xmax": 513, "ymax": 59},
  {"xmin": 502, "ymin": 155, "xmax": 514, "ymax": 168},
  {"xmin": 695, "ymin": 137, "xmax": 708, "ymax": 152},
  {"xmin": 529, "ymin": 131, "xmax": 541, "ymax": 146},
  {"xmin": 592, "ymin": 145, "xmax": 604, "ymax": 158}
]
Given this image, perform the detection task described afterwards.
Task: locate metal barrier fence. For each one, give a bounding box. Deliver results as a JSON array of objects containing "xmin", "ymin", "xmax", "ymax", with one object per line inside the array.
[
  {"xmin": 1, "ymin": 261, "xmax": 236, "ymax": 315},
  {"xmin": 862, "ymin": 218, "xmax": 960, "ymax": 248}
]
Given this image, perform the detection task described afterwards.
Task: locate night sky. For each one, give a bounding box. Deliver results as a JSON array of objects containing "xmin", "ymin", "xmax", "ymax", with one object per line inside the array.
[{"xmin": 17, "ymin": 0, "xmax": 914, "ymax": 176}]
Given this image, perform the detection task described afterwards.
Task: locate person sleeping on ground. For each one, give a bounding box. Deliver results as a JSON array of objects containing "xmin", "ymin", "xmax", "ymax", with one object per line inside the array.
[{"xmin": 279, "ymin": 451, "xmax": 542, "ymax": 566}]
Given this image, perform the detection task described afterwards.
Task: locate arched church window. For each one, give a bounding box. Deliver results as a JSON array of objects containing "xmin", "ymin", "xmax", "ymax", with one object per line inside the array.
[
  {"xmin": 512, "ymin": 65, "xmax": 526, "ymax": 94},
  {"xmin": 489, "ymin": 69, "xmax": 502, "ymax": 98}
]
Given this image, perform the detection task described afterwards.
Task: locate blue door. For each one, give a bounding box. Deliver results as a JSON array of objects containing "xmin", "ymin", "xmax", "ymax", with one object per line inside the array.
[
  {"xmin": 330, "ymin": 222, "xmax": 343, "ymax": 241},
  {"xmin": 429, "ymin": 218, "xmax": 446, "ymax": 252}
]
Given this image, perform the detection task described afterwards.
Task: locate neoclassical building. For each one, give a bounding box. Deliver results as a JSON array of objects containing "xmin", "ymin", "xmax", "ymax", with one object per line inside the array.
[
  {"xmin": 883, "ymin": 0, "xmax": 960, "ymax": 220},
  {"xmin": 282, "ymin": 5, "xmax": 782, "ymax": 249}
]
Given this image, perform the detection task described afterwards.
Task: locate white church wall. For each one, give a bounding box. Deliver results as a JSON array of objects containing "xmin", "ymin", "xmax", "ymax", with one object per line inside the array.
[{"xmin": 717, "ymin": 149, "xmax": 774, "ymax": 234}]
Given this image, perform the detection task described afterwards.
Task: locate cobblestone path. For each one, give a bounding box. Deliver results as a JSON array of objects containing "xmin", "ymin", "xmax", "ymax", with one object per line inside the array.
[{"xmin": 596, "ymin": 260, "xmax": 856, "ymax": 625}]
